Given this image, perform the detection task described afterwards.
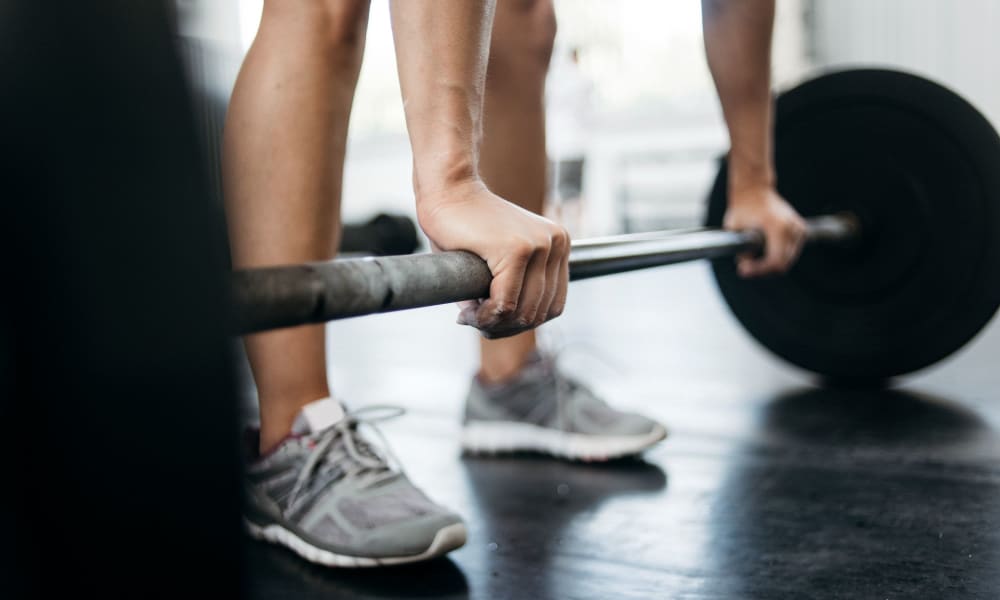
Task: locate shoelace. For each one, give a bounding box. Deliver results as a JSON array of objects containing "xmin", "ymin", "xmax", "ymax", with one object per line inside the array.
[
  {"xmin": 514, "ymin": 353, "xmax": 597, "ymax": 432},
  {"xmin": 287, "ymin": 405, "xmax": 406, "ymax": 509},
  {"xmin": 553, "ymin": 364, "xmax": 595, "ymax": 431},
  {"xmin": 541, "ymin": 337, "xmax": 620, "ymax": 431}
]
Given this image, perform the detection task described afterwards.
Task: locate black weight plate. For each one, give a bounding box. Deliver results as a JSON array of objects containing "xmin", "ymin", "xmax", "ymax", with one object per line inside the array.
[{"xmin": 706, "ymin": 69, "xmax": 1000, "ymax": 381}]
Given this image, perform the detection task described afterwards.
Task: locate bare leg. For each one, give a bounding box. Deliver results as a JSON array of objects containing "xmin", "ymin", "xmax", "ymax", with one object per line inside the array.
[
  {"xmin": 223, "ymin": 0, "xmax": 370, "ymax": 452},
  {"xmin": 478, "ymin": 0, "xmax": 557, "ymax": 383}
]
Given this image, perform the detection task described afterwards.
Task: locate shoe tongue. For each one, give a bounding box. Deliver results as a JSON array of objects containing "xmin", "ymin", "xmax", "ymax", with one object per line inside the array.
[{"xmin": 291, "ymin": 397, "xmax": 346, "ymax": 435}]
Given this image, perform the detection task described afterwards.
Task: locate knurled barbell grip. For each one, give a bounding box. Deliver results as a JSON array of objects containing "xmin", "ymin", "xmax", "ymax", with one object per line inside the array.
[{"xmin": 231, "ymin": 251, "xmax": 493, "ymax": 334}]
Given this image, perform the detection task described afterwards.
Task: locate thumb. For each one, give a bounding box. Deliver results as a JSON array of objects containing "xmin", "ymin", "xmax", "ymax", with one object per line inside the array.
[{"xmin": 475, "ymin": 259, "xmax": 527, "ymax": 329}]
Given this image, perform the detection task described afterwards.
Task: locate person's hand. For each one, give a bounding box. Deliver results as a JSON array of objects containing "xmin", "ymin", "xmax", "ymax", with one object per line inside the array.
[
  {"xmin": 417, "ymin": 179, "xmax": 570, "ymax": 339},
  {"xmin": 723, "ymin": 184, "xmax": 807, "ymax": 277}
]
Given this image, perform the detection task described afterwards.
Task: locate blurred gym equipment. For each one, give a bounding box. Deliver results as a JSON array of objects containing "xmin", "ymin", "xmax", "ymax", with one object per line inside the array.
[{"xmin": 340, "ymin": 213, "xmax": 420, "ymax": 256}]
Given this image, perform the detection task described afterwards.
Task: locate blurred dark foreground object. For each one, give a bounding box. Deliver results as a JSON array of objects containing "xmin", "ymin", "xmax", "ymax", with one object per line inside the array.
[
  {"xmin": 341, "ymin": 213, "xmax": 421, "ymax": 256},
  {"xmin": 0, "ymin": 2, "xmax": 243, "ymax": 598}
]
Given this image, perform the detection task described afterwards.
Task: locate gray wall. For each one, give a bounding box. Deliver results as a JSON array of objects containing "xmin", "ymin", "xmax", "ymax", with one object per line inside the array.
[{"xmin": 807, "ymin": 0, "xmax": 1000, "ymax": 128}]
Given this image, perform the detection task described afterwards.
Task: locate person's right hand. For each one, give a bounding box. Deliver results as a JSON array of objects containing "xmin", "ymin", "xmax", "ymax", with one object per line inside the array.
[{"xmin": 417, "ymin": 179, "xmax": 571, "ymax": 339}]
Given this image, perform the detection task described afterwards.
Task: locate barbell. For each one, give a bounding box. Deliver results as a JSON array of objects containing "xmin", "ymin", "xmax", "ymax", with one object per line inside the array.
[{"xmin": 231, "ymin": 69, "xmax": 1000, "ymax": 384}]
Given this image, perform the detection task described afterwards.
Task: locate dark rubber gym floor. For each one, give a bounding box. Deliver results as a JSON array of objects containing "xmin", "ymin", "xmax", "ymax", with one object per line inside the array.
[{"xmin": 244, "ymin": 263, "xmax": 1000, "ymax": 600}]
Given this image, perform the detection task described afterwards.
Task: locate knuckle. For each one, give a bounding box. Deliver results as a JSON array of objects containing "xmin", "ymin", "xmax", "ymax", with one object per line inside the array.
[
  {"xmin": 534, "ymin": 235, "xmax": 553, "ymax": 254},
  {"xmin": 551, "ymin": 227, "xmax": 570, "ymax": 250},
  {"xmin": 510, "ymin": 239, "xmax": 535, "ymax": 259},
  {"xmin": 494, "ymin": 300, "xmax": 517, "ymax": 316}
]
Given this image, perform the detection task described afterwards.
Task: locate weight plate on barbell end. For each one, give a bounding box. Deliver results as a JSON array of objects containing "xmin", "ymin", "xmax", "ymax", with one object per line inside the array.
[{"xmin": 706, "ymin": 69, "xmax": 1000, "ymax": 383}]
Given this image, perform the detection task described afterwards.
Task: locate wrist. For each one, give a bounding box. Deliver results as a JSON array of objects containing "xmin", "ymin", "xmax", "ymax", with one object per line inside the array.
[
  {"xmin": 413, "ymin": 156, "xmax": 480, "ymax": 202},
  {"xmin": 406, "ymin": 97, "xmax": 485, "ymax": 203},
  {"xmin": 414, "ymin": 171, "xmax": 487, "ymax": 216},
  {"xmin": 727, "ymin": 157, "xmax": 775, "ymax": 198}
]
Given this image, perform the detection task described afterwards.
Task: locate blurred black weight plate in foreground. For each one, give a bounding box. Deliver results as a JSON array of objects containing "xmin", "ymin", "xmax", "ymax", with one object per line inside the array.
[{"xmin": 0, "ymin": 2, "xmax": 243, "ymax": 597}]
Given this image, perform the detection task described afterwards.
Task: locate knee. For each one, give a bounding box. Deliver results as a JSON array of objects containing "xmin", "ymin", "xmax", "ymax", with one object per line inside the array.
[
  {"xmin": 261, "ymin": 0, "xmax": 370, "ymax": 55},
  {"xmin": 490, "ymin": 0, "xmax": 557, "ymax": 76},
  {"xmin": 316, "ymin": 0, "xmax": 370, "ymax": 51}
]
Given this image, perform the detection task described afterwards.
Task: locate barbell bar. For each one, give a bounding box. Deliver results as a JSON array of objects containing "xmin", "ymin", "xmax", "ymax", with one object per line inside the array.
[{"xmin": 231, "ymin": 214, "xmax": 857, "ymax": 335}]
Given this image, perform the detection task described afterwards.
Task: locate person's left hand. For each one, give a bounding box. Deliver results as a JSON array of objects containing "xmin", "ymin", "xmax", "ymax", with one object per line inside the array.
[{"xmin": 723, "ymin": 184, "xmax": 807, "ymax": 277}]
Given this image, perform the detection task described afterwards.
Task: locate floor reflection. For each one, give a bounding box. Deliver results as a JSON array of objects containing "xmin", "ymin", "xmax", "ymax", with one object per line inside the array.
[
  {"xmin": 707, "ymin": 387, "xmax": 1000, "ymax": 599},
  {"xmin": 246, "ymin": 540, "xmax": 469, "ymax": 600},
  {"xmin": 459, "ymin": 454, "xmax": 667, "ymax": 599},
  {"xmin": 761, "ymin": 387, "xmax": 993, "ymax": 447}
]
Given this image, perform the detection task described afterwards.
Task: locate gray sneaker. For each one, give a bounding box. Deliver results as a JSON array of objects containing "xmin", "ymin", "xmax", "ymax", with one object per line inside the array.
[
  {"xmin": 245, "ymin": 398, "xmax": 466, "ymax": 567},
  {"xmin": 462, "ymin": 353, "xmax": 667, "ymax": 461}
]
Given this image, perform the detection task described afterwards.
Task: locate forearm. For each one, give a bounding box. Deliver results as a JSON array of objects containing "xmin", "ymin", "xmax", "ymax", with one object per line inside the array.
[
  {"xmin": 702, "ymin": 0, "xmax": 776, "ymax": 192},
  {"xmin": 390, "ymin": 0, "xmax": 497, "ymax": 208}
]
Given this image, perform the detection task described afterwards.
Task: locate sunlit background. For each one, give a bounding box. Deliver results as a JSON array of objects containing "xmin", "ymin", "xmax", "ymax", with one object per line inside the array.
[
  {"xmin": 175, "ymin": 0, "xmax": 1000, "ymax": 241},
  {"xmin": 174, "ymin": 0, "xmax": 1000, "ymax": 248},
  {"xmin": 167, "ymin": 0, "xmax": 1000, "ymax": 409}
]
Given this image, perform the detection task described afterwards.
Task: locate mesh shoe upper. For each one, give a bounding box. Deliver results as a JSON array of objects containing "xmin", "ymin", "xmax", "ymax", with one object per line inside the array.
[
  {"xmin": 245, "ymin": 402, "xmax": 463, "ymax": 558},
  {"xmin": 464, "ymin": 353, "xmax": 660, "ymax": 437}
]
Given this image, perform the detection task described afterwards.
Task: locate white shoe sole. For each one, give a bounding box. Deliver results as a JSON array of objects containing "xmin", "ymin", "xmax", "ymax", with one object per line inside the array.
[
  {"xmin": 245, "ymin": 520, "xmax": 467, "ymax": 568},
  {"xmin": 461, "ymin": 421, "xmax": 667, "ymax": 461}
]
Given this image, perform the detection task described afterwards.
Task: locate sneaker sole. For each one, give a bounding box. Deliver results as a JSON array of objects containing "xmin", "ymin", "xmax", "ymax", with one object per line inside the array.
[
  {"xmin": 245, "ymin": 520, "xmax": 467, "ymax": 568},
  {"xmin": 461, "ymin": 421, "xmax": 667, "ymax": 461}
]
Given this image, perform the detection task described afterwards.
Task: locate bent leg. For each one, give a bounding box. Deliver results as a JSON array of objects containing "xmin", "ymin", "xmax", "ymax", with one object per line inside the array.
[
  {"xmin": 478, "ymin": 0, "xmax": 557, "ymax": 383},
  {"xmin": 223, "ymin": 0, "xmax": 370, "ymax": 452}
]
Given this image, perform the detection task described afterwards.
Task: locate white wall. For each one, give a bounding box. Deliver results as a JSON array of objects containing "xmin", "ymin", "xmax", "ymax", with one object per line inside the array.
[
  {"xmin": 773, "ymin": 0, "xmax": 813, "ymax": 88},
  {"xmin": 174, "ymin": 0, "xmax": 242, "ymax": 47},
  {"xmin": 174, "ymin": 1, "xmax": 816, "ymax": 234},
  {"xmin": 808, "ymin": 0, "xmax": 1000, "ymax": 128}
]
